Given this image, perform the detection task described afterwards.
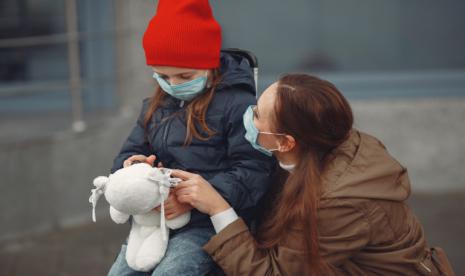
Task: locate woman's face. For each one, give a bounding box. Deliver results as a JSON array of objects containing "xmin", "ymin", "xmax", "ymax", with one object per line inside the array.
[
  {"xmin": 151, "ymin": 66, "xmax": 209, "ymax": 85},
  {"xmin": 254, "ymin": 82, "xmax": 281, "ymax": 150}
]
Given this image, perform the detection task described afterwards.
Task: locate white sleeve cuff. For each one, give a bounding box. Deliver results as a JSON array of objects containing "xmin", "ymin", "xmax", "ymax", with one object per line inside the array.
[{"xmin": 210, "ymin": 208, "xmax": 239, "ymax": 233}]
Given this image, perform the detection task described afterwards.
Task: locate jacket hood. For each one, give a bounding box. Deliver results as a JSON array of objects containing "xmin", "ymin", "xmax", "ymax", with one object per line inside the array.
[
  {"xmin": 217, "ymin": 52, "xmax": 256, "ymax": 95},
  {"xmin": 159, "ymin": 52, "xmax": 256, "ymax": 107},
  {"xmin": 321, "ymin": 130, "xmax": 411, "ymax": 202}
]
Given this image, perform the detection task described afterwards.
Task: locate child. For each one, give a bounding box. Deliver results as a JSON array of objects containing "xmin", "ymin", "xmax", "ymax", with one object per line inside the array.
[{"xmin": 107, "ymin": 0, "xmax": 273, "ymax": 275}]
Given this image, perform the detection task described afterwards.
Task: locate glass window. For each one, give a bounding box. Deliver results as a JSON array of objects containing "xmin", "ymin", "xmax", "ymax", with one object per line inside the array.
[{"xmin": 0, "ymin": 0, "xmax": 116, "ymax": 113}]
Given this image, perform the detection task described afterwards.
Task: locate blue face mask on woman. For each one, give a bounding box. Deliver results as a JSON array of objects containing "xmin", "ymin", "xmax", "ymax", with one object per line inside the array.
[
  {"xmin": 153, "ymin": 72, "xmax": 208, "ymax": 101},
  {"xmin": 243, "ymin": 105, "xmax": 297, "ymax": 172},
  {"xmin": 243, "ymin": 105, "xmax": 284, "ymax": 157}
]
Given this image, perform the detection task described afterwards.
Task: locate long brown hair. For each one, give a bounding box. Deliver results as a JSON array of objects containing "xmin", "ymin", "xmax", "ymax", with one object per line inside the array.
[
  {"xmin": 257, "ymin": 74, "xmax": 353, "ymax": 275},
  {"xmin": 143, "ymin": 69, "xmax": 222, "ymax": 145}
]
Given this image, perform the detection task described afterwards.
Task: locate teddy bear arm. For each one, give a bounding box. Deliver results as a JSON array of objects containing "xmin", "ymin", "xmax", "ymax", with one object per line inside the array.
[
  {"xmin": 110, "ymin": 206, "xmax": 130, "ymax": 224},
  {"xmin": 165, "ymin": 212, "xmax": 191, "ymax": 230}
]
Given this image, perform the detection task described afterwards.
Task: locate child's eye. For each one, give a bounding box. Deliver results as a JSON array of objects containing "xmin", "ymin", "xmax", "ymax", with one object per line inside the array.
[
  {"xmin": 157, "ymin": 74, "xmax": 168, "ymax": 80},
  {"xmin": 180, "ymin": 74, "xmax": 193, "ymax": 80}
]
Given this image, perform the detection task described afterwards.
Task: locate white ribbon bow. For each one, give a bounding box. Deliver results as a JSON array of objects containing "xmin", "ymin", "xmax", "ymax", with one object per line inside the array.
[{"xmin": 152, "ymin": 168, "xmax": 181, "ymax": 241}]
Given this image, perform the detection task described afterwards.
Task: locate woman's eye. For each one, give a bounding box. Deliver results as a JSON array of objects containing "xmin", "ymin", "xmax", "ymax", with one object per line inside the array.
[{"xmin": 180, "ymin": 74, "xmax": 192, "ymax": 80}]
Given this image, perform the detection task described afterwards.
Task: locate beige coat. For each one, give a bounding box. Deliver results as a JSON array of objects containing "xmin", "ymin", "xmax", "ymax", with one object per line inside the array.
[{"xmin": 204, "ymin": 130, "xmax": 455, "ymax": 275}]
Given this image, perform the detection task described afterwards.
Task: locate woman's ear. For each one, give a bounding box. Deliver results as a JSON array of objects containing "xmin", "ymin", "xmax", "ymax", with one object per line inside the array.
[{"xmin": 278, "ymin": 135, "xmax": 296, "ymax": 153}]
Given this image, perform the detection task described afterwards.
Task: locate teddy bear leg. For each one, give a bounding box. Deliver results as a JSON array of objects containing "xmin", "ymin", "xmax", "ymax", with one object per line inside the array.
[
  {"xmin": 125, "ymin": 223, "xmax": 147, "ymax": 271},
  {"xmin": 134, "ymin": 226, "xmax": 169, "ymax": 271}
]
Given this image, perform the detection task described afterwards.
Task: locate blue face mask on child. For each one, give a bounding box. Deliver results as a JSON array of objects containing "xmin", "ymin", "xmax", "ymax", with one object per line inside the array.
[
  {"xmin": 153, "ymin": 72, "xmax": 208, "ymax": 101},
  {"xmin": 243, "ymin": 105, "xmax": 284, "ymax": 157}
]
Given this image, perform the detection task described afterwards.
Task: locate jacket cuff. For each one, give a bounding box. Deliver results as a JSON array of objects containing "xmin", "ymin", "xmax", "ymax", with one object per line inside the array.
[
  {"xmin": 210, "ymin": 208, "xmax": 239, "ymax": 233},
  {"xmin": 203, "ymin": 217, "xmax": 248, "ymax": 255}
]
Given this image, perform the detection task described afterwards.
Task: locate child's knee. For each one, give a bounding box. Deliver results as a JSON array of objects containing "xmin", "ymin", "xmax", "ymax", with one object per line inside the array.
[
  {"xmin": 151, "ymin": 253, "xmax": 213, "ymax": 276},
  {"xmin": 108, "ymin": 244, "xmax": 150, "ymax": 276}
]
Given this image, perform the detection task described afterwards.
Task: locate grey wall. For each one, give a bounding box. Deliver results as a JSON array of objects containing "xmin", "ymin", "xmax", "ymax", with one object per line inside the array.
[
  {"xmin": 353, "ymin": 98, "xmax": 465, "ymax": 193},
  {"xmin": 0, "ymin": 115, "xmax": 129, "ymax": 240},
  {"xmin": 113, "ymin": 0, "xmax": 157, "ymax": 110},
  {"xmin": 0, "ymin": 0, "xmax": 156, "ymax": 240},
  {"xmin": 212, "ymin": 0, "xmax": 465, "ymax": 73}
]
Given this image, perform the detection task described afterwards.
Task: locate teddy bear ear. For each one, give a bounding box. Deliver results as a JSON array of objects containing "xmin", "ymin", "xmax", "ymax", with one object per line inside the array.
[{"xmin": 93, "ymin": 176, "xmax": 109, "ymax": 188}]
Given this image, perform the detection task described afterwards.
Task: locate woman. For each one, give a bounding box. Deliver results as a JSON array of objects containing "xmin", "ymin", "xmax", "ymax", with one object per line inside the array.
[
  {"xmin": 172, "ymin": 74, "xmax": 455, "ymax": 275},
  {"xmin": 108, "ymin": 0, "xmax": 273, "ymax": 275}
]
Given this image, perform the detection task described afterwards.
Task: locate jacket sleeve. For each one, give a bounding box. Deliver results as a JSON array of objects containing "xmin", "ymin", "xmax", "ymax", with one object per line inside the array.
[
  {"xmin": 206, "ymin": 97, "xmax": 274, "ymax": 211},
  {"xmin": 110, "ymin": 99, "xmax": 154, "ymax": 173},
  {"xmin": 318, "ymin": 200, "xmax": 371, "ymax": 270},
  {"xmin": 203, "ymin": 218, "xmax": 307, "ymax": 276}
]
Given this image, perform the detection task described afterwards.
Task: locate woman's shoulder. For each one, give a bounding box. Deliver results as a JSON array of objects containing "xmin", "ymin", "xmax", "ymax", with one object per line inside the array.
[{"xmin": 321, "ymin": 129, "xmax": 411, "ymax": 203}]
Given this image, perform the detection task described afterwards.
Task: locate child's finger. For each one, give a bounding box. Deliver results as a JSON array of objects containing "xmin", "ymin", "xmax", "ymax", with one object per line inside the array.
[
  {"xmin": 166, "ymin": 213, "xmax": 176, "ymax": 220},
  {"xmin": 163, "ymin": 201, "xmax": 173, "ymax": 210},
  {"xmin": 146, "ymin": 155, "xmax": 157, "ymax": 166},
  {"xmin": 127, "ymin": 155, "xmax": 144, "ymax": 162}
]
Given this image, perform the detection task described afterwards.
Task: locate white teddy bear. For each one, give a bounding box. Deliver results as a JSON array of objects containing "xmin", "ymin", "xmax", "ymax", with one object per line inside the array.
[{"xmin": 89, "ymin": 163, "xmax": 190, "ymax": 272}]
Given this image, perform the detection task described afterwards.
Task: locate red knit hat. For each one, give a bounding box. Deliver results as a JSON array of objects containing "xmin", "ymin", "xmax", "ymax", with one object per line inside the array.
[{"xmin": 142, "ymin": 0, "xmax": 222, "ymax": 69}]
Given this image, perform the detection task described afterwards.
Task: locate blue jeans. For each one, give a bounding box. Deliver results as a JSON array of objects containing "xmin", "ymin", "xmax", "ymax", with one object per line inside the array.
[{"xmin": 108, "ymin": 225, "xmax": 218, "ymax": 276}]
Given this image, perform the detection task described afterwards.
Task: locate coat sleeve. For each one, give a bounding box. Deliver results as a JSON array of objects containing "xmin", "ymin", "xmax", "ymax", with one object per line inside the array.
[
  {"xmin": 110, "ymin": 99, "xmax": 154, "ymax": 173},
  {"xmin": 206, "ymin": 96, "xmax": 274, "ymax": 211},
  {"xmin": 204, "ymin": 201, "xmax": 371, "ymax": 275},
  {"xmin": 203, "ymin": 218, "xmax": 307, "ymax": 276},
  {"xmin": 317, "ymin": 200, "xmax": 371, "ymax": 270}
]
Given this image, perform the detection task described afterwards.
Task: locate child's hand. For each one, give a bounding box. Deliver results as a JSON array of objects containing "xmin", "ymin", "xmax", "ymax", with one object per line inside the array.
[
  {"xmin": 123, "ymin": 154, "xmax": 157, "ymax": 167},
  {"xmin": 153, "ymin": 192, "xmax": 193, "ymax": 219}
]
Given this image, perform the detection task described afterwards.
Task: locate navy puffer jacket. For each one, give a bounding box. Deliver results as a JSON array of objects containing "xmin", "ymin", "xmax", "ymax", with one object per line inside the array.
[{"xmin": 111, "ymin": 52, "xmax": 274, "ymax": 227}]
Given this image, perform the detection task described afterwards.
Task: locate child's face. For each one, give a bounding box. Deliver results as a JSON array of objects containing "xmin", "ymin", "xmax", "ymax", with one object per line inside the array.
[{"xmin": 152, "ymin": 66, "xmax": 210, "ymax": 86}]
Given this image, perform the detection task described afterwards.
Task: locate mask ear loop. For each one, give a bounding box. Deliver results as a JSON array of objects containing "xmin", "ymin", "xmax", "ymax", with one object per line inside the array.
[{"xmin": 258, "ymin": 132, "xmax": 287, "ymax": 152}]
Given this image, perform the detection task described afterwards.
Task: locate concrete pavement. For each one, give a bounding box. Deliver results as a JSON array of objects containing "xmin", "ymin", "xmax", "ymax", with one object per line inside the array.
[{"xmin": 0, "ymin": 192, "xmax": 463, "ymax": 276}]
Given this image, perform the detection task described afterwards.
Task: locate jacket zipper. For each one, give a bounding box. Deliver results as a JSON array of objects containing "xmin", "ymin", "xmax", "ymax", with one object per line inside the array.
[
  {"xmin": 160, "ymin": 100, "xmax": 184, "ymax": 162},
  {"xmin": 161, "ymin": 117, "xmax": 172, "ymax": 159}
]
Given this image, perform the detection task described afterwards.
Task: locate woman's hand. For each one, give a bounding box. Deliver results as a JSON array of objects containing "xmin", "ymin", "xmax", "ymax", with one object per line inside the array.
[
  {"xmin": 171, "ymin": 170, "xmax": 231, "ymax": 216},
  {"xmin": 123, "ymin": 154, "xmax": 157, "ymax": 167},
  {"xmin": 153, "ymin": 192, "xmax": 193, "ymax": 219}
]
